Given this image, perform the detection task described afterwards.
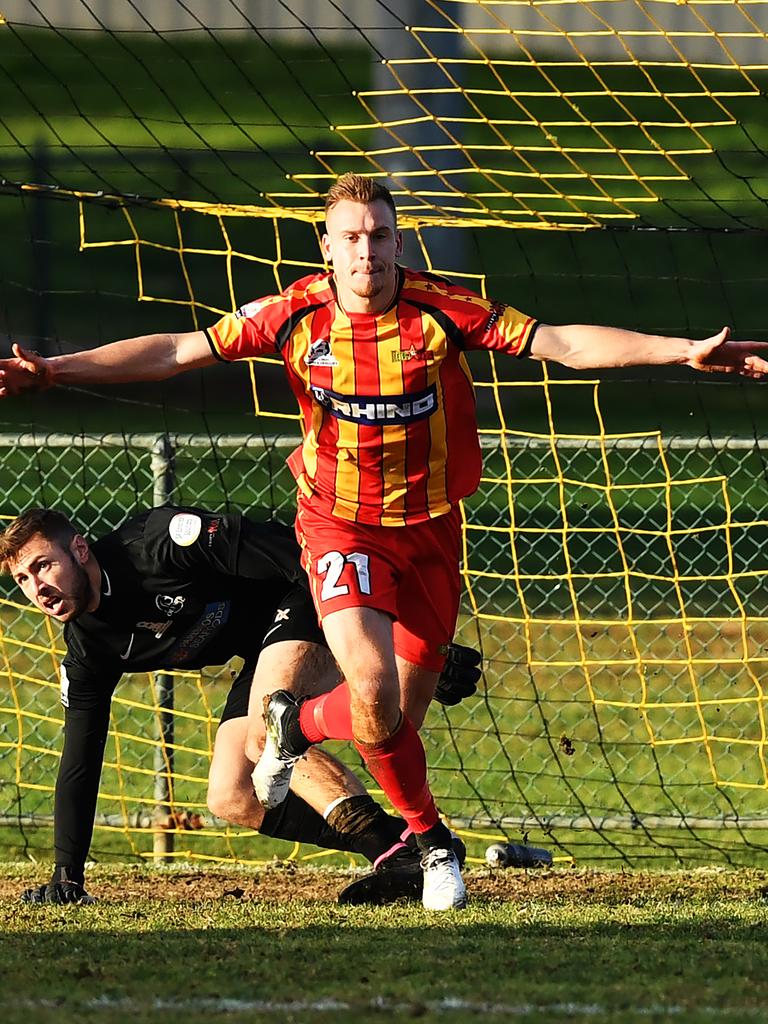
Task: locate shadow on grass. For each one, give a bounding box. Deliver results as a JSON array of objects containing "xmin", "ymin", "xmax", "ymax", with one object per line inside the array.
[{"xmin": 3, "ymin": 909, "xmax": 768, "ymax": 1019}]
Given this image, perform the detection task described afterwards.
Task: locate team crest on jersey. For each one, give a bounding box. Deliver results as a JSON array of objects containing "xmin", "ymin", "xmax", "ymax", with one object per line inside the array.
[
  {"xmin": 392, "ymin": 345, "xmax": 433, "ymax": 364},
  {"xmin": 156, "ymin": 594, "xmax": 186, "ymax": 617},
  {"xmin": 305, "ymin": 338, "xmax": 338, "ymax": 367},
  {"xmin": 311, "ymin": 384, "xmax": 437, "ymax": 424}
]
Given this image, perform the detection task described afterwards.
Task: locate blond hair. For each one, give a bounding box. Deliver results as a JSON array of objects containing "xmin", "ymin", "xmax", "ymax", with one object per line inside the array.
[
  {"xmin": 0, "ymin": 508, "xmax": 79, "ymax": 574},
  {"xmin": 325, "ymin": 173, "xmax": 397, "ymax": 225}
]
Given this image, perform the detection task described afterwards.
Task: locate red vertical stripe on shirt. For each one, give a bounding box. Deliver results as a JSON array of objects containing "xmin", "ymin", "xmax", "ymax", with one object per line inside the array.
[
  {"xmin": 349, "ymin": 314, "xmax": 384, "ymax": 523},
  {"xmin": 304, "ymin": 306, "xmax": 340, "ymax": 507},
  {"xmin": 397, "ymin": 302, "xmax": 432, "ymax": 522}
]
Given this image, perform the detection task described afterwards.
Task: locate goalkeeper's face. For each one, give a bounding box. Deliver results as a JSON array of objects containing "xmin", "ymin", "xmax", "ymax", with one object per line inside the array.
[
  {"xmin": 10, "ymin": 534, "xmax": 95, "ymax": 622},
  {"xmin": 322, "ymin": 199, "xmax": 403, "ymax": 314}
]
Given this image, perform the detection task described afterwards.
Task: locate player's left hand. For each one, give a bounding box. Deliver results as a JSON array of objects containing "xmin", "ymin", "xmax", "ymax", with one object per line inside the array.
[
  {"xmin": 688, "ymin": 327, "xmax": 768, "ymax": 379},
  {"xmin": 434, "ymin": 642, "xmax": 482, "ymax": 706},
  {"xmin": 21, "ymin": 879, "xmax": 96, "ymax": 905}
]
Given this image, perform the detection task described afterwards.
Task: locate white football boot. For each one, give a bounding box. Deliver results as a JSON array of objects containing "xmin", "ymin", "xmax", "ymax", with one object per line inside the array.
[
  {"xmin": 251, "ymin": 690, "xmax": 306, "ymax": 809},
  {"xmin": 421, "ymin": 847, "xmax": 468, "ymax": 911}
]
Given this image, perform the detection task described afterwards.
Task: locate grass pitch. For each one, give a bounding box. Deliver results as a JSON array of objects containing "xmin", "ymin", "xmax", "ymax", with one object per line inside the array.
[{"xmin": 2, "ymin": 863, "xmax": 768, "ymax": 1024}]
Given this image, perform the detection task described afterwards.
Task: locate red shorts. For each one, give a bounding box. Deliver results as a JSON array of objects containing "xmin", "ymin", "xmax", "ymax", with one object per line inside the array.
[{"xmin": 295, "ymin": 497, "xmax": 461, "ymax": 672}]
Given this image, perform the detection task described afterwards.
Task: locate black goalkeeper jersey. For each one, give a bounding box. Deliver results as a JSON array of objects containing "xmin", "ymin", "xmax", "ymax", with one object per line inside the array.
[
  {"xmin": 54, "ymin": 506, "xmax": 314, "ymax": 875},
  {"xmin": 61, "ymin": 505, "xmax": 304, "ymax": 702}
]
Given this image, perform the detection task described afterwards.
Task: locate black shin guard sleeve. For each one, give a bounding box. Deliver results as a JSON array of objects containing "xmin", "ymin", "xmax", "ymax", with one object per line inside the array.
[
  {"xmin": 325, "ymin": 795, "xmax": 406, "ymax": 863},
  {"xmin": 259, "ymin": 792, "xmax": 366, "ymax": 855},
  {"xmin": 413, "ymin": 819, "xmax": 453, "ymax": 853}
]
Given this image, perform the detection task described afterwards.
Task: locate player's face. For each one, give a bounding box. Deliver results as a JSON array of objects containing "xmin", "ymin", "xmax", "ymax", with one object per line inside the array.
[
  {"xmin": 10, "ymin": 533, "xmax": 93, "ymax": 622},
  {"xmin": 322, "ymin": 199, "xmax": 403, "ymax": 314}
]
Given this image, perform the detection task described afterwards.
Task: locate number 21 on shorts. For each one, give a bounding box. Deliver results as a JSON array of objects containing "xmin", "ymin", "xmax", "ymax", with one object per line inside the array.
[{"xmin": 317, "ymin": 550, "xmax": 371, "ymax": 600}]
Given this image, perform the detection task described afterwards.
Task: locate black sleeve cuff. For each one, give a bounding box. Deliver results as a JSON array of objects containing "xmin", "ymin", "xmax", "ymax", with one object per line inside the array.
[
  {"xmin": 205, "ymin": 328, "xmax": 227, "ymax": 363},
  {"xmin": 517, "ymin": 321, "xmax": 540, "ymax": 359},
  {"xmin": 53, "ymin": 863, "xmax": 85, "ymax": 885}
]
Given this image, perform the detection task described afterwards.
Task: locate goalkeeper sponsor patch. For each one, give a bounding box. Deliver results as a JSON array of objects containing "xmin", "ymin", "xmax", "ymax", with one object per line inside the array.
[{"xmin": 168, "ymin": 512, "xmax": 202, "ymax": 547}]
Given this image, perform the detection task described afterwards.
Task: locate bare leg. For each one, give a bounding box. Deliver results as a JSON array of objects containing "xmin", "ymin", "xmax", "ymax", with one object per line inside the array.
[
  {"xmin": 207, "ymin": 716, "xmax": 266, "ymax": 828},
  {"xmin": 397, "ymin": 655, "xmax": 439, "ymax": 730},
  {"xmin": 319, "ymin": 606, "xmax": 445, "ymax": 837},
  {"xmin": 321, "ymin": 606, "xmax": 400, "ymax": 743},
  {"xmin": 231, "ymin": 638, "xmax": 366, "ymax": 815},
  {"xmin": 207, "ymin": 713, "xmax": 368, "ymax": 826},
  {"xmin": 293, "ymin": 609, "xmax": 444, "ymax": 783}
]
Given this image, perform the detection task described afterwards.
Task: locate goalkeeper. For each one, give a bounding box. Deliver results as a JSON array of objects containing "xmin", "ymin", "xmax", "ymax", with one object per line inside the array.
[{"xmin": 0, "ymin": 505, "xmax": 480, "ymax": 905}]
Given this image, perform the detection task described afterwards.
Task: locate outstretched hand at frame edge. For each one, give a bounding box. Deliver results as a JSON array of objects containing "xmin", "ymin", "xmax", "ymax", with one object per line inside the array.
[
  {"xmin": 687, "ymin": 327, "xmax": 768, "ymax": 379},
  {"xmin": 0, "ymin": 343, "xmax": 54, "ymax": 396}
]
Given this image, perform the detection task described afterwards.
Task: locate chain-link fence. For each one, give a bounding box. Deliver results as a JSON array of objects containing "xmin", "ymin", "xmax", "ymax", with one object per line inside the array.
[{"xmin": 2, "ymin": 431, "xmax": 768, "ymax": 867}]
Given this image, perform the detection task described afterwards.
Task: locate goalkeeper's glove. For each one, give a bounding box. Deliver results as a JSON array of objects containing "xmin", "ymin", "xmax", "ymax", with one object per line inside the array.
[
  {"xmin": 21, "ymin": 864, "xmax": 95, "ymax": 905},
  {"xmin": 434, "ymin": 642, "xmax": 482, "ymax": 706}
]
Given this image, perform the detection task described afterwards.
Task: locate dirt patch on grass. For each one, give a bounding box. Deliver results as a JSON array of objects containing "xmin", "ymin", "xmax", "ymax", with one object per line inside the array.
[{"xmin": 2, "ymin": 863, "xmax": 768, "ymax": 904}]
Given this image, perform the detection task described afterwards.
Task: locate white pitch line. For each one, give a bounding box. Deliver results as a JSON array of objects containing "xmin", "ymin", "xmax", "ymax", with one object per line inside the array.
[{"xmin": 6, "ymin": 997, "xmax": 768, "ymax": 1017}]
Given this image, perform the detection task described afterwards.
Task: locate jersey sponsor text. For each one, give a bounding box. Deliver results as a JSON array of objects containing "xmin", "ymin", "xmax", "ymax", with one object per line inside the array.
[{"xmin": 310, "ymin": 384, "xmax": 437, "ymax": 425}]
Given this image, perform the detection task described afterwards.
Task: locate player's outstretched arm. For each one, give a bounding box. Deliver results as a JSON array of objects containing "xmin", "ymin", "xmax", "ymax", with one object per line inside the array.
[
  {"xmin": 0, "ymin": 330, "xmax": 215, "ymax": 397},
  {"xmin": 530, "ymin": 323, "xmax": 768, "ymax": 379}
]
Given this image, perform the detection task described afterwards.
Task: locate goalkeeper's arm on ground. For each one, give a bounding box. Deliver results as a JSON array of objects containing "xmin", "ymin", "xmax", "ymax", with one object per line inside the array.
[{"xmin": 21, "ymin": 700, "xmax": 110, "ymax": 904}]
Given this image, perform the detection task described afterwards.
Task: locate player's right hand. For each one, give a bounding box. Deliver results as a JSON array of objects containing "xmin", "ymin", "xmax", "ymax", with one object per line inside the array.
[
  {"xmin": 0, "ymin": 343, "xmax": 54, "ymax": 396},
  {"xmin": 21, "ymin": 880, "xmax": 96, "ymax": 905}
]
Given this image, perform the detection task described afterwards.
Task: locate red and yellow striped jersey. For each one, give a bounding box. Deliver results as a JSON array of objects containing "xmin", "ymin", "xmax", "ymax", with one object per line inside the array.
[{"xmin": 207, "ymin": 267, "xmax": 537, "ymax": 526}]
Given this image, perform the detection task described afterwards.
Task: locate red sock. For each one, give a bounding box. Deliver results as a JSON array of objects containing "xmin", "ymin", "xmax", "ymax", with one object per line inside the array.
[
  {"xmin": 354, "ymin": 716, "xmax": 439, "ymax": 834},
  {"xmin": 299, "ymin": 682, "xmax": 354, "ymax": 743}
]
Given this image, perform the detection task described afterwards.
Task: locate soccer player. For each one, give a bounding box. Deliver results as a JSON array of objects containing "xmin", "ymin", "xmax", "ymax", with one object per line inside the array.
[
  {"xmin": 0, "ymin": 504, "xmax": 479, "ymax": 905},
  {"xmin": 2, "ymin": 173, "xmax": 767, "ymax": 909}
]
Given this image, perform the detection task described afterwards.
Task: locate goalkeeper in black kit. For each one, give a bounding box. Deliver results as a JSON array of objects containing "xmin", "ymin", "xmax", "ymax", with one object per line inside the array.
[{"xmin": 0, "ymin": 505, "xmax": 481, "ymax": 905}]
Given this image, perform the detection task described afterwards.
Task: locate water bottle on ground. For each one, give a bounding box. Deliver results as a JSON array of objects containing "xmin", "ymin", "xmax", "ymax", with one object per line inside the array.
[{"xmin": 485, "ymin": 842, "xmax": 553, "ymax": 868}]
